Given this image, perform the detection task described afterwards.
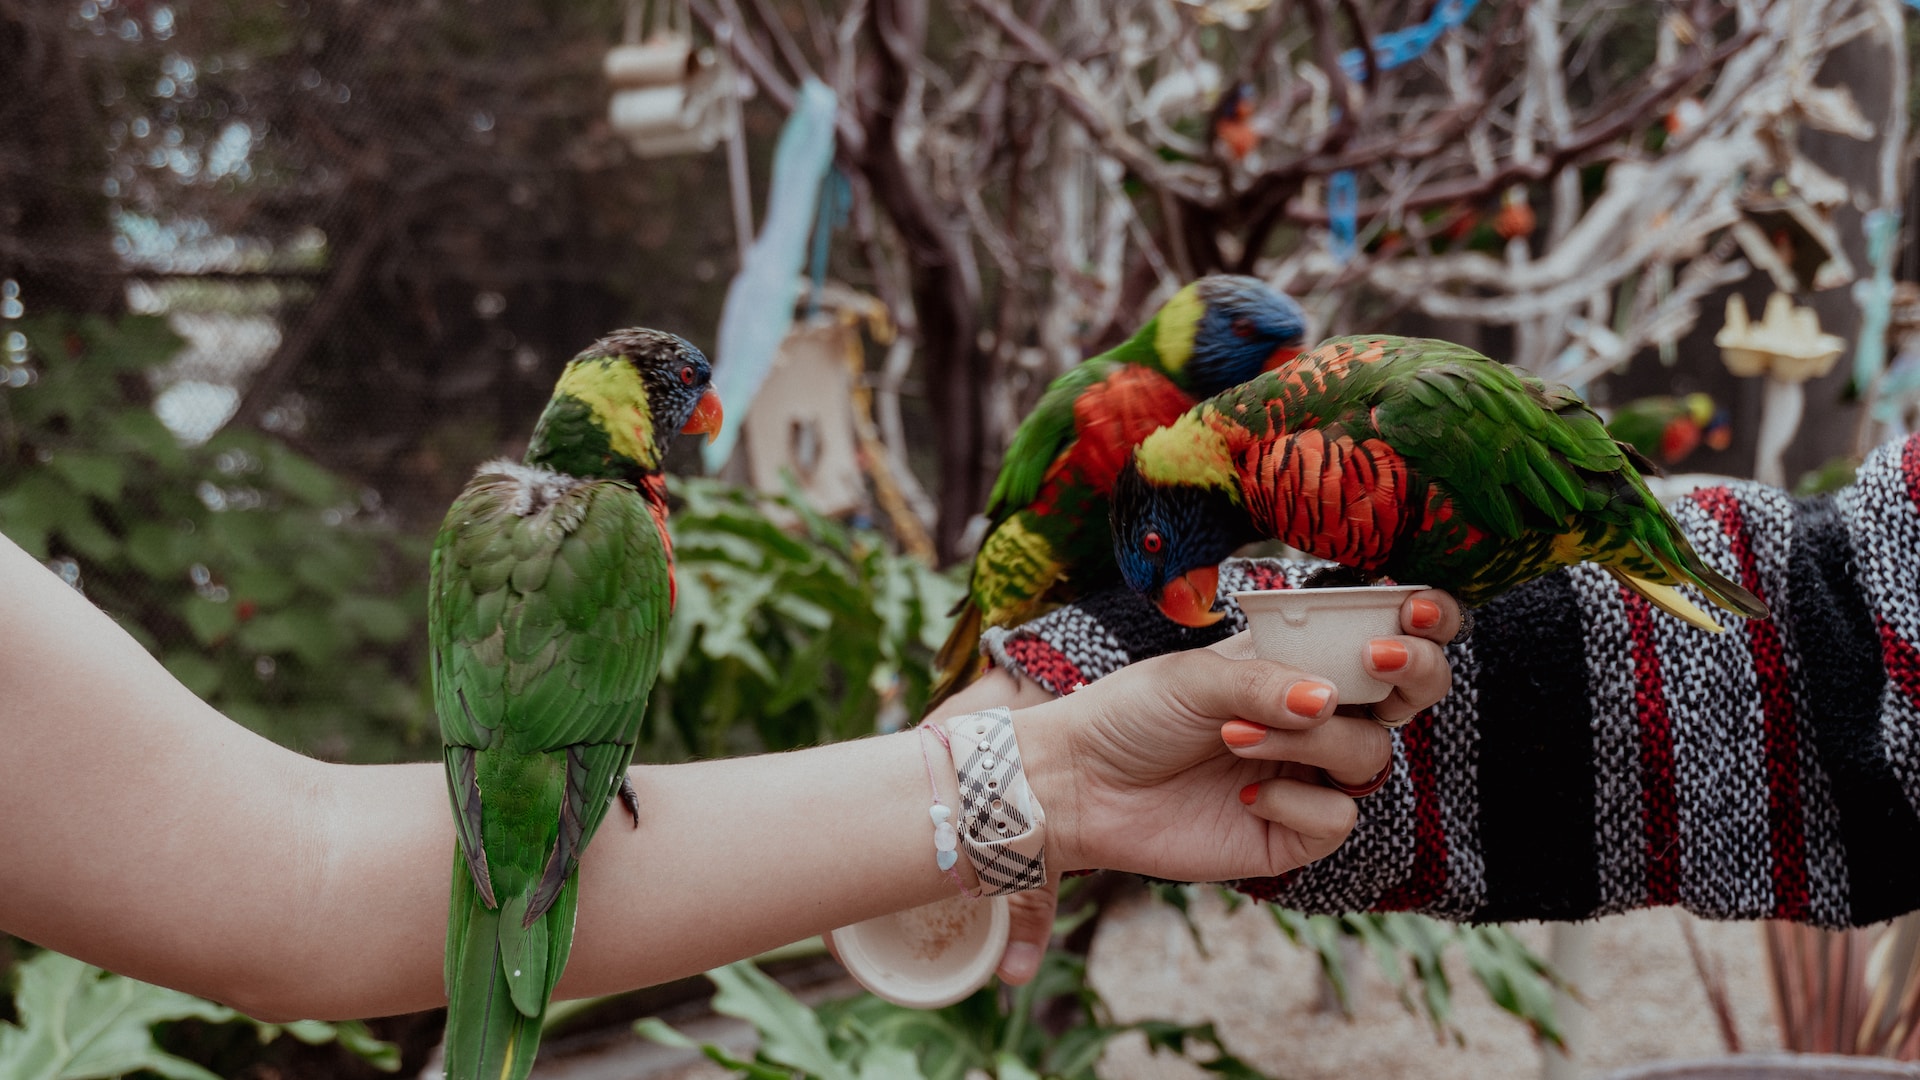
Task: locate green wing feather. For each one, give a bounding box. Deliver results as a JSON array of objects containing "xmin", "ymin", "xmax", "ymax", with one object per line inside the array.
[
  {"xmin": 984, "ymin": 360, "xmax": 1124, "ymax": 521},
  {"xmin": 1344, "ymin": 337, "xmax": 1765, "ymax": 621},
  {"xmin": 432, "ymin": 469, "xmax": 669, "ymax": 1080}
]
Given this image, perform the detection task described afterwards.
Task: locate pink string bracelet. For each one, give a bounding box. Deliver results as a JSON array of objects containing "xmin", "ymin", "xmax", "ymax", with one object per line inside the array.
[{"xmin": 915, "ymin": 721, "xmax": 981, "ymax": 898}]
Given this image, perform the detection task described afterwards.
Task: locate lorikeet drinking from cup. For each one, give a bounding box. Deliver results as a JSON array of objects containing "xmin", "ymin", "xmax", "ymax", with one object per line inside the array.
[
  {"xmin": 430, "ymin": 328, "xmax": 722, "ymax": 1080},
  {"xmin": 929, "ymin": 276, "xmax": 1309, "ymax": 705},
  {"xmin": 1111, "ymin": 335, "xmax": 1768, "ymax": 630}
]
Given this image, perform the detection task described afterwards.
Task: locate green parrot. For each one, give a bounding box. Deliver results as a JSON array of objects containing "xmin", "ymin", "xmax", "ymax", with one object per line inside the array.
[
  {"xmin": 431, "ymin": 328, "xmax": 723, "ymax": 1080},
  {"xmin": 1110, "ymin": 335, "xmax": 1768, "ymax": 629},
  {"xmin": 1605, "ymin": 392, "xmax": 1732, "ymax": 468},
  {"xmin": 928, "ymin": 275, "xmax": 1307, "ymax": 706}
]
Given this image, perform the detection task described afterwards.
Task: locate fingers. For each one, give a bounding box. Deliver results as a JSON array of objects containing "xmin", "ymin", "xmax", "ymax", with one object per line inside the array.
[
  {"xmin": 1362, "ymin": 632, "xmax": 1453, "ymax": 727},
  {"xmin": 1221, "ymin": 713, "xmax": 1390, "ymax": 791},
  {"xmin": 1401, "ymin": 589, "xmax": 1463, "ymax": 645},
  {"xmin": 1156, "ymin": 646, "xmax": 1339, "ymax": 733},
  {"xmin": 998, "ymin": 880, "xmax": 1058, "ymax": 985},
  {"xmin": 1237, "ymin": 778, "xmax": 1359, "ymax": 864}
]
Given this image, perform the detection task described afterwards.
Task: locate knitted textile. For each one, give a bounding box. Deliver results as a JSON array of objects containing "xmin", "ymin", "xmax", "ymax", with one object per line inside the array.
[{"xmin": 980, "ymin": 434, "xmax": 1920, "ymax": 928}]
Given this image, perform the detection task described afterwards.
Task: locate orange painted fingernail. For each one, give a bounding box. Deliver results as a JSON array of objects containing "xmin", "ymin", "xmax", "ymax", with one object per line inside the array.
[
  {"xmin": 1410, "ymin": 598, "xmax": 1441, "ymax": 630},
  {"xmin": 1286, "ymin": 681, "xmax": 1333, "ymax": 717},
  {"xmin": 1239, "ymin": 782, "xmax": 1261, "ymax": 805},
  {"xmin": 1370, "ymin": 640, "xmax": 1409, "ymax": 672},
  {"xmin": 1222, "ymin": 720, "xmax": 1268, "ymax": 748}
]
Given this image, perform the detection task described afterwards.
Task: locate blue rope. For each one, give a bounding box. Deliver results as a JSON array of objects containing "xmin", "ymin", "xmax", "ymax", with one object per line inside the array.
[
  {"xmin": 1339, "ymin": 0, "xmax": 1482, "ymax": 83},
  {"xmin": 1329, "ymin": 170, "xmax": 1358, "ymax": 262},
  {"xmin": 1328, "ymin": 0, "xmax": 1481, "ymax": 262},
  {"xmin": 806, "ymin": 167, "xmax": 850, "ymax": 317}
]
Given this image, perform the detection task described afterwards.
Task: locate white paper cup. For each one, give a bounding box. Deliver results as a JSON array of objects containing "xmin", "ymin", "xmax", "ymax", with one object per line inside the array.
[
  {"xmin": 1231, "ymin": 584, "xmax": 1427, "ymax": 704},
  {"xmin": 827, "ymin": 892, "xmax": 1009, "ymax": 1009}
]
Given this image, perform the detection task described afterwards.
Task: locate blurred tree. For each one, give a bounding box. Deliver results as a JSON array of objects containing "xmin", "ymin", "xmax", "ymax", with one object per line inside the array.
[{"xmin": 0, "ymin": 314, "xmax": 430, "ymax": 761}]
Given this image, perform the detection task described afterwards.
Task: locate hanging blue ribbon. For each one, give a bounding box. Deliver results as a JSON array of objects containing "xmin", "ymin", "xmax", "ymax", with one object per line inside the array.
[
  {"xmin": 1326, "ymin": 0, "xmax": 1480, "ymax": 262},
  {"xmin": 1339, "ymin": 0, "xmax": 1481, "ymax": 83},
  {"xmin": 1329, "ymin": 170, "xmax": 1358, "ymax": 262},
  {"xmin": 806, "ymin": 168, "xmax": 851, "ymax": 318}
]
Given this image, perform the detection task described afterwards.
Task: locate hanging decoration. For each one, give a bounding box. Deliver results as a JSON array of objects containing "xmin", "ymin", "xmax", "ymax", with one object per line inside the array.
[{"xmin": 604, "ymin": 0, "xmax": 739, "ymax": 159}]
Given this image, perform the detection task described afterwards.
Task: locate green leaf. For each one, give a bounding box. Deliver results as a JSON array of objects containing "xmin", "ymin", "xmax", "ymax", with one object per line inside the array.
[
  {"xmin": 180, "ymin": 596, "xmax": 238, "ymax": 645},
  {"xmin": 705, "ymin": 962, "xmax": 853, "ymax": 1080},
  {"xmin": 261, "ymin": 442, "xmax": 342, "ymax": 505},
  {"xmin": 248, "ymin": 1018, "xmax": 401, "ymax": 1072},
  {"xmin": 992, "ymin": 1051, "xmax": 1040, "ymax": 1080},
  {"xmin": 856, "ymin": 1044, "xmax": 929, "ymax": 1080},
  {"xmin": 634, "ymin": 1017, "xmax": 700, "ymax": 1049},
  {"xmin": 332, "ymin": 595, "xmax": 415, "ymax": 645},
  {"xmin": 162, "ymin": 652, "xmax": 224, "ymax": 697},
  {"xmin": 0, "ymin": 951, "xmax": 230, "ymax": 1080},
  {"xmin": 45, "ymin": 454, "xmax": 125, "ymax": 501}
]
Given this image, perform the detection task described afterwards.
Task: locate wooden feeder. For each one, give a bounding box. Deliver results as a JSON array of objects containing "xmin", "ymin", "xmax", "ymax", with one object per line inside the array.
[
  {"xmin": 1714, "ymin": 291, "xmax": 1845, "ymax": 487},
  {"xmin": 739, "ymin": 315, "xmax": 867, "ymax": 518},
  {"xmin": 604, "ymin": 0, "xmax": 736, "ymax": 158},
  {"xmin": 1715, "ymin": 292, "xmax": 1844, "ymax": 382}
]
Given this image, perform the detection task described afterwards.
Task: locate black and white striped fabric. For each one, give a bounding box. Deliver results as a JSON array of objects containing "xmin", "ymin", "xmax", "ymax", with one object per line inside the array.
[{"xmin": 981, "ymin": 434, "xmax": 1920, "ymax": 929}]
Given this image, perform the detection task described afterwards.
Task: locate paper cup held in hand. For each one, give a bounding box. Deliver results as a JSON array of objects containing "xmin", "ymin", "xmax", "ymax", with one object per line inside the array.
[
  {"xmin": 1232, "ymin": 584, "xmax": 1427, "ymax": 704},
  {"xmin": 828, "ymin": 892, "xmax": 1009, "ymax": 1009}
]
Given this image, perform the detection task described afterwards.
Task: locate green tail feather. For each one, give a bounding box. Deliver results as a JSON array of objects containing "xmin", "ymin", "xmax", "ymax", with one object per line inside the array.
[
  {"xmin": 444, "ymin": 854, "xmax": 579, "ymax": 1080},
  {"xmin": 928, "ymin": 603, "xmax": 988, "ymax": 710}
]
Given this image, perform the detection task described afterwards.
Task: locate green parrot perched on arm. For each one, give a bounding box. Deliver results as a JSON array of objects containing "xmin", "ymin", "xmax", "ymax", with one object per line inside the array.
[
  {"xmin": 929, "ymin": 275, "xmax": 1308, "ymax": 706},
  {"xmin": 431, "ymin": 328, "xmax": 723, "ymax": 1080},
  {"xmin": 1110, "ymin": 335, "xmax": 1768, "ymax": 629}
]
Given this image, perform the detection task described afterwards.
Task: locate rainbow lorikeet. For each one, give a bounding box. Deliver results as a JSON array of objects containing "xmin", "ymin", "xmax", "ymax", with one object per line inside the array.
[
  {"xmin": 1110, "ymin": 335, "xmax": 1768, "ymax": 630},
  {"xmin": 430, "ymin": 329, "xmax": 722, "ymax": 1080},
  {"xmin": 929, "ymin": 275, "xmax": 1308, "ymax": 705},
  {"xmin": 1606, "ymin": 392, "xmax": 1732, "ymax": 468}
]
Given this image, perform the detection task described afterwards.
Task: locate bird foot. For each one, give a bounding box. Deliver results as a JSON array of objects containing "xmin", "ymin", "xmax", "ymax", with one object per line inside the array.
[{"xmin": 619, "ymin": 775, "xmax": 641, "ymax": 828}]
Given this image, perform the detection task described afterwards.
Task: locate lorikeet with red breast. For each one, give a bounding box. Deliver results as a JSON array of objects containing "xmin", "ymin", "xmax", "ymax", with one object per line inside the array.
[
  {"xmin": 1110, "ymin": 335, "xmax": 1769, "ymax": 630},
  {"xmin": 929, "ymin": 275, "xmax": 1308, "ymax": 705}
]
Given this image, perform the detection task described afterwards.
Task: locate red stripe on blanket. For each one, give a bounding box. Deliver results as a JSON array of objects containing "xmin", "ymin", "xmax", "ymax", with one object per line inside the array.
[
  {"xmin": 1623, "ymin": 587, "xmax": 1682, "ymax": 906},
  {"xmin": 1881, "ymin": 617, "xmax": 1920, "ymax": 713},
  {"xmin": 1000, "ymin": 636, "xmax": 1088, "ymax": 697},
  {"xmin": 1376, "ymin": 709, "xmax": 1447, "ymax": 911},
  {"xmin": 1693, "ymin": 486, "xmax": 1809, "ymax": 921}
]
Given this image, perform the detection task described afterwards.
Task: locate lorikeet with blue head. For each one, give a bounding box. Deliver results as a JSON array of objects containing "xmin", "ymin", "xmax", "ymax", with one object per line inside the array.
[
  {"xmin": 929, "ymin": 275, "xmax": 1308, "ymax": 706},
  {"xmin": 1606, "ymin": 392, "xmax": 1732, "ymax": 468},
  {"xmin": 1110, "ymin": 335, "xmax": 1768, "ymax": 630},
  {"xmin": 430, "ymin": 328, "xmax": 722, "ymax": 1080}
]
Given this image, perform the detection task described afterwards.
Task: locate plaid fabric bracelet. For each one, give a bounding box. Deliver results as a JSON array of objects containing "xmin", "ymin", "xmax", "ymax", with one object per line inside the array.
[{"xmin": 940, "ymin": 707, "xmax": 1047, "ymax": 894}]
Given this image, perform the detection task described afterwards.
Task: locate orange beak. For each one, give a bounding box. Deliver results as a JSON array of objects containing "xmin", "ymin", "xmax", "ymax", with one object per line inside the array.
[
  {"xmin": 681, "ymin": 388, "xmax": 724, "ymax": 444},
  {"xmin": 1263, "ymin": 344, "xmax": 1304, "ymax": 372},
  {"xmin": 1154, "ymin": 565, "xmax": 1224, "ymax": 627}
]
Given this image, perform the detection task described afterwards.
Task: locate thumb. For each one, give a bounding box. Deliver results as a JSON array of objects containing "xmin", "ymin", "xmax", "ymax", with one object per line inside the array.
[{"xmin": 997, "ymin": 880, "xmax": 1059, "ymax": 985}]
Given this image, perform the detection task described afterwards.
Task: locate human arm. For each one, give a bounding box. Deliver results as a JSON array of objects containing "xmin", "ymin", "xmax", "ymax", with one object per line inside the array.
[
  {"xmin": 982, "ymin": 433, "xmax": 1920, "ymax": 928},
  {"xmin": 0, "ymin": 527, "xmax": 1404, "ymax": 1021}
]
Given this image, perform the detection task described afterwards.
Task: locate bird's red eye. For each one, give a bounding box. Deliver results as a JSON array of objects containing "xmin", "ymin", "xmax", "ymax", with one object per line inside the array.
[
  {"xmin": 1142, "ymin": 531, "xmax": 1163, "ymax": 554},
  {"xmin": 678, "ymin": 365, "xmax": 695, "ymax": 386},
  {"xmin": 1231, "ymin": 316, "xmax": 1255, "ymax": 338}
]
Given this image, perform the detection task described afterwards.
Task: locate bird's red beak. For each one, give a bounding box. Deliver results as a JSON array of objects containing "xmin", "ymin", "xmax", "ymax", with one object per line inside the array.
[
  {"xmin": 1263, "ymin": 344, "xmax": 1304, "ymax": 372},
  {"xmin": 1155, "ymin": 565, "xmax": 1224, "ymax": 627},
  {"xmin": 682, "ymin": 388, "xmax": 724, "ymax": 444}
]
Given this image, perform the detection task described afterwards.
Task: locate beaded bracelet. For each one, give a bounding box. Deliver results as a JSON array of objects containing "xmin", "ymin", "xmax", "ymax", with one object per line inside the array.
[{"xmin": 914, "ymin": 722, "xmax": 982, "ymax": 898}]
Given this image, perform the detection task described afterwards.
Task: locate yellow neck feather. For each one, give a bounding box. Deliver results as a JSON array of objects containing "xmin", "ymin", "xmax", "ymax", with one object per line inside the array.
[{"xmin": 552, "ymin": 356, "xmax": 654, "ymax": 466}]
